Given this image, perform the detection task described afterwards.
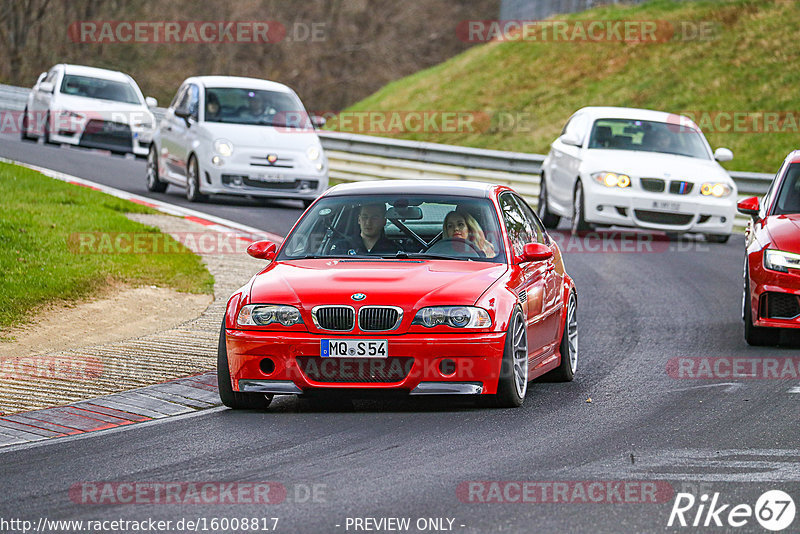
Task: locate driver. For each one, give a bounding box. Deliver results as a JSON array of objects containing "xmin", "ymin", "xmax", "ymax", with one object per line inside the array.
[
  {"xmin": 331, "ymin": 203, "xmax": 399, "ymax": 255},
  {"xmin": 240, "ymin": 91, "xmax": 266, "ymax": 120},
  {"xmin": 443, "ymin": 210, "xmax": 495, "ymax": 257},
  {"xmin": 205, "ymin": 92, "xmax": 221, "ymax": 121}
]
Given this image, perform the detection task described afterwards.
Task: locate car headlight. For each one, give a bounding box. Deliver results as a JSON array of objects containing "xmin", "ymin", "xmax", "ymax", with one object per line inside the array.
[
  {"xmin": 763, "ymin": 249, "xmax": 800, "ymax": 273},
  {"xmin": 57, "ymin": 110, "xmax": 84, "ymax": 120},
  {"xmin": 412, "ymin": 306, "xmax": 491, "ymax": 328},
  {"xmin": 214, "ymin": 139, "xmax": 234, "ymax": 157},
  {"xmin": 237, "ymin": 304, "xmax": 303, "ymax": 326},
  {"xmin": 700, "ymin": 182, "xmax": 732, "ymax": 197},
  {"xmin": 306, "ymin": 146, "xmax": 321, "ymax": 161},
  {"xmin": 591, "ymin": 172, "xmax": 631, "ymax": 188}
]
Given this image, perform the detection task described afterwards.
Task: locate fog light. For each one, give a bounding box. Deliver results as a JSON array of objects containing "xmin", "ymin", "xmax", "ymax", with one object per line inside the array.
[
  {"xmin": 260, "ymin": 358, "xmax": 275, "ymax": 375},
  {"xmin": 439, "ymin": 359, "xmax": 456, "ymax": 376},
  {"xmin": 211, "ymin": 155, "xmax": 223, "ymax": 166},
  {"xmin": 233, "ymin": 176, "xmax": 243, "ymax": 186}
]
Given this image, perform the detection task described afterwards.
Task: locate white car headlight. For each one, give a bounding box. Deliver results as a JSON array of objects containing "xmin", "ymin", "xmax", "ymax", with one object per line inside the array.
[
  {"xmin": 306, "ymin": 146, "xmax": 321, "ymax": 161},
  {"xmin": 700, "ymin": 182, "xmax": 732, "ymax": 197},
  {"xmin": 237, "ymin": 304, "xmax": 303, "ymax": 326},
  {"xmin": 214, "ymin": 139, "xmax": 234, "ymax": 157},
  {"xmin": 412, "ymin": 306, "xmax": 491, "ymax": 328},
  {"xmin": 591, "ymin": 171, "xmax": 631, "ymax": 188},
  {"xmin": 764, "ymin": 249, "xmax": 800, "ymax": 273}
]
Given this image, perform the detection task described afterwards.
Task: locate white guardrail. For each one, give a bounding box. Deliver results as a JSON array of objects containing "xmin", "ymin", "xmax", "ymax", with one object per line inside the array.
[{"xmin": 1, "ymin": 83, "xmax": 771, "ymax": 228}]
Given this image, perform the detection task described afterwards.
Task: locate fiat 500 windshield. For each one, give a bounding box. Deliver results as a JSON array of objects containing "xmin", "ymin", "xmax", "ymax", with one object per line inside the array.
[{"xmin": 279, "ymin": 195, "xmax": 507, "ymax": 263}]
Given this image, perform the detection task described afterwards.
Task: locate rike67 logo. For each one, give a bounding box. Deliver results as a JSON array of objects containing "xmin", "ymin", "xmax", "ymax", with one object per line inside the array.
[{"xmin": 668, "ymin": 490, "xmax": 795, "ymax": 531}]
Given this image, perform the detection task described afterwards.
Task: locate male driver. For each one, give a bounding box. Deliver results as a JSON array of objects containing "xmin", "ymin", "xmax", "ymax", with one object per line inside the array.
[{"xmin": 331, "ymin": 203, "xmax": 398, "ymax": 255}]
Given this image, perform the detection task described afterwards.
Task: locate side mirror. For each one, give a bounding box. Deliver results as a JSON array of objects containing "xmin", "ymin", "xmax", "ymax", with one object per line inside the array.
[
  {"xmin": 247, "ymin": 240, "xmax": 277, "ymax": 260},
  {"xmin": 714, "ymin": 147, "xmax": 734, "ymax": 162},
  {"xmin": 38, "ymin": 81, "xmax": 54, "ymax": 94},
  {"xmin": 145, "ymin": 96, "xmax": 158, "ymax": 108},
  {"xmin": 312, "ymin": 115, "xmax": 326, "ymax": 128},
  {"xmin": 737, "ymin": 196, "xmax": 760, "ymax": 218},
  {"xmin": 560, "ymin": 131, "xmax": 582, "ymax": 147},
  {"xmin": 518, "ymin": 242, "xmax": 553, "ymax": 263}
]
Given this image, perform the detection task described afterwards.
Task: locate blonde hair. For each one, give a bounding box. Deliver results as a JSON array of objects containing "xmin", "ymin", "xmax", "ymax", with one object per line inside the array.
[{"xmin": 443, "ymin": 210, "xmax": 496, "ymax": 257}]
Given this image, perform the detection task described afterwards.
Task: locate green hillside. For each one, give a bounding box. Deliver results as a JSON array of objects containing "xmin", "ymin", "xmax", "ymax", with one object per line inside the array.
[{"xmin": 328, "ymin": 0, "xmax": 799, "ymax": 172}]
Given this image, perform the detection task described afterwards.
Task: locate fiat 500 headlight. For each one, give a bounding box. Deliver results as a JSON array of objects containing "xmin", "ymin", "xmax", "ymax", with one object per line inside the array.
[
  {"xmin": 764, "ymin": 249, "xmax": 800, "ymax": 273},
  {"xmin": 412, "ymin": 306, "xmax": 491, "ymax": 328},
  {"xmin": 591, "ymin": 171, "xmax": 631, "ymax": 188},
  {"xmin": 214, "ymin": 139, "xmax": 234, "ymax": 157},
  {"xmin": 306, "ymin": 146, "xmax": 321, "ymax": 161},
  {"xmin": 237, "ymin": 304, "xmax": 303, "ymax": 326}
]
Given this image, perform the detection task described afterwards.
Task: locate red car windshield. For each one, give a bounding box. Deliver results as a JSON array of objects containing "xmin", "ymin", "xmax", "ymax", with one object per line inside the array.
[
  {"xmin": 773, "ymin": 163, "xmax": 800, "ymax": 215},
  {"xmin": 279, "ymin": 195, "xmax": 507, "ymax": 263}
]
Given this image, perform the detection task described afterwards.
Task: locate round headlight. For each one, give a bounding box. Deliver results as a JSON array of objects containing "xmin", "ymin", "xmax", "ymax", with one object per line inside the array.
[
  {"xmin": 448, "ymin": 307, "xmax": 471, "ymax": 328},
  {"xmin": 277, "ymin": 307, "xmax": 301, "ymax": 326},
  {"xmin": 307, "ymin": 146, "xmax": 321, "ymax": 161},
  {"xmin": 420, "ymin": 308, "xmax": 446, "ymax": 327},
  {"xmin": 214, "ymin": 139, "xmax": 234, "ymax": 157}
]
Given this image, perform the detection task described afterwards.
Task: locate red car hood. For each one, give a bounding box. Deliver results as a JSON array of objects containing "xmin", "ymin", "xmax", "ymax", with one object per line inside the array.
[
  {"xmin": 249, "ymin": 259, "xmax": 508, "ymax": 309},
  {"xmin": 765, "ymin": 214, "xmax": 800, "ymax": 252}
]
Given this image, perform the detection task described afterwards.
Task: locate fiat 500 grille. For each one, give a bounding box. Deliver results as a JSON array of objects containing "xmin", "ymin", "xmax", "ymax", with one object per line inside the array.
[
  {"xmin": 358, "ymin": 307, "xmax": 402, "ymax": 331},
  {"xmin": 296, "ymin": 357, "xmax": 414, "ymax": 383},
  {"xmin": 762, "ymin": 292, "xmax": 800, "ymax": 319},
  {"xmin": 313, "ymin": 306, "xmax": 355, "ymax": 331}
]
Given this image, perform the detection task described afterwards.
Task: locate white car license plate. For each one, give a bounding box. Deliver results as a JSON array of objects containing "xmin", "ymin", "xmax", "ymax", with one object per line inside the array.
[
  {"xmin": 651, "ymin": 200, "xmax": 681, "ymax": 212},
  {"xmin": 321, "ymin": 339, "xmax": 388, "ymax": 358}
]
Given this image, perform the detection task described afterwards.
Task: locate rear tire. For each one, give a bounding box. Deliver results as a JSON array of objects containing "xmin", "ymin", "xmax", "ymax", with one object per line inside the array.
[
  {"xmin": 20, "ymin": 107, "xmax": 34, "ymax": 141},
  {"xmin": 484, "ymin": 307, "xmax": 528, "ymax": 408},
  {"xmin": 545, "ymin": 290, "xmax": 577, "ymax": 382},
  {"xmin": 217, "ymin": 322, "xmax": 273, "ymax": 410},
  {"xmin": 537, "ymin": 175, "xmax": 561, "ymax": 229},
  {"xmin": 571, "ymin": 181, "xmax": 591, "ymax": 235},
  {"xmin": 743, "ymin": 270, "xmax": 780, "ymax": 346},
  {"xmin": 146, "ymin": 146, "xmax": 168, "ymax": 193}
]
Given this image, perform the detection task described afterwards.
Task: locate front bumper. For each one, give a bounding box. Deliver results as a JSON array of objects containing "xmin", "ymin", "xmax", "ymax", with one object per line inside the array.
[
  {"xmin": 583, "ymin": 182, "xmax": 735, "ymax": 234},
  {"xmin": 50, "ymin": 121, "xmax": 152, "ymax": 156},
  {"xmin": 225, "ymin": 329, "xmax": 506, "ymax": 395},
  {"xmin": 749, "ymin": 255, "xmax": 800, "ymax": 329}
]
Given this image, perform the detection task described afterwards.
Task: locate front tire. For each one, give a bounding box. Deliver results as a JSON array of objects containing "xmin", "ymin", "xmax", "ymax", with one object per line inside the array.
[
  {"xmin": 571, "ymin": 181, "xmax": 591, "ymax": 235},
  {"xmin": 146, "ymin": 146, "xmax": 168, "ymax": 193},
  {"xmin": 706, "ymin": 234, "xmax": 730, "ymax": 244},
  {"xmin": 546, "ymin": 290, "xmax": 578, "ymax": 381},
  {"xmin": 217, "ymin": 322, "xmax": 273, "ymax": 410},
  {"xmin": 743, "ymin": 270, "xmax": 780, "ymax": 346},
  {"xmin": 485, "ymin": 307, "xmax": 528, "ymax": 408},
  {"xmin": 43, "ymin": 113, "xmax": 54, "ymax": 145},
  {"xmin": 537, "ymin": 174, "xmax": 561, "ymax": 229},
  {"xmin": 186, "ymin": 155, "xmax": 207, "ymax": 202}
]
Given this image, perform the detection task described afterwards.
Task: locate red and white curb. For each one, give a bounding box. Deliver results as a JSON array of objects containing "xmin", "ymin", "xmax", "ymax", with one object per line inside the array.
[{"xmin": 0, "ymin": 156, "xmax": 284, "ymax": 245}]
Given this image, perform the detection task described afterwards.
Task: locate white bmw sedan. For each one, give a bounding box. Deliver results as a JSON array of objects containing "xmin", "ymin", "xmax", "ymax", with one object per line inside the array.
[
  {"xmin": 22, "ymin": 64, "xmax": 157, "ymax": 156},
  {"xmin": 147, "ymin": 76, "xmax": 328, "ymax": 206},
  {"xmin": 539, "ymin": 107, "xmax": 736, "ymax": 242}
]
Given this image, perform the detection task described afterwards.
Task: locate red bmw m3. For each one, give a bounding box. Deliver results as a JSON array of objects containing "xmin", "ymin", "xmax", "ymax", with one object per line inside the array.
[
  {"xmin": 739, "ymin": 150, "xmax": 800, "ymax": 345},
  {"xmin": 218, "ymin": 180, "xmax": 578, "ymax": 409}
]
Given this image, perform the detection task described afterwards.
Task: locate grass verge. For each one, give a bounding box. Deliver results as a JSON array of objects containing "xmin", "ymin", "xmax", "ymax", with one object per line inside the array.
[
  {"xmin": 327, "ymin": 0, "xmax": 799, "ymax": 172},
  {"xmin": 0, "ymin": 161, "xmax": 214, "ymax": 330}
]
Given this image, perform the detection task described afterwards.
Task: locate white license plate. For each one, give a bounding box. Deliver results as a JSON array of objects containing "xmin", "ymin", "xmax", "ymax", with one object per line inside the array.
[
  {"xmin": 321, "ymin": 339, "xmax": 388, "ymax": 358},
  {"xmin": 253, "ymin": 173, "xmax": 292, "ymax": 183},
  {"xmin": 651, "ymin": 200, "xmax": 681, "ymax": 211}
]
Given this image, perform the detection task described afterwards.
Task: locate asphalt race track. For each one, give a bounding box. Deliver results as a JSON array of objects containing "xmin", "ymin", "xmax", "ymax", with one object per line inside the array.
[{"xmin": 1, "ymin": 134, "xmax": 799, "ymax": 533}]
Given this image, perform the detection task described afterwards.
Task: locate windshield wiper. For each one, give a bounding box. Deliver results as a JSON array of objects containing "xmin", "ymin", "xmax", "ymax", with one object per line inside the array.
[{"xmin": 399, "ymin": 252, "xmax": 474, "ymax": 261}]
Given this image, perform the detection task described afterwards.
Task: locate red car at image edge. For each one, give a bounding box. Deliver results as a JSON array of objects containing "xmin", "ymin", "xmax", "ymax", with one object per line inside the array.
[{"xmin": 739, "ymin": 150, "xmax": 800, "ymax": 345}]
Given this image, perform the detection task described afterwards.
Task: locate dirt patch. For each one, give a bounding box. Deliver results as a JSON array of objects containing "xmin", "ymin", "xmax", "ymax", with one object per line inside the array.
[{"xmin": 0, "ymin": 284, "xmax": 212, "ymax": 359}]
